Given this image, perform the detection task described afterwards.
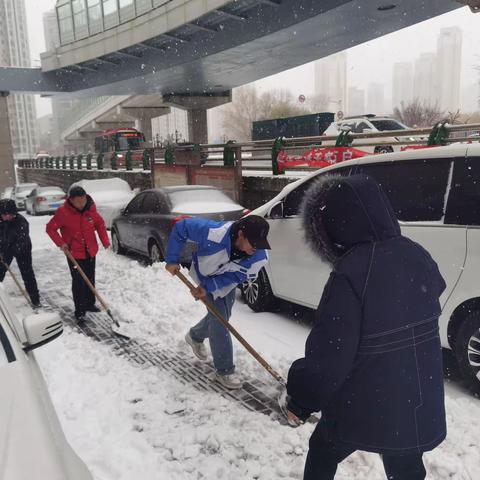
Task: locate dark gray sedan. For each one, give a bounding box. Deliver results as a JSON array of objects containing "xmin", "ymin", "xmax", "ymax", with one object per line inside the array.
[{"xmin": 111, "ymin": 185, "xmax": 248, "ymax": 263}]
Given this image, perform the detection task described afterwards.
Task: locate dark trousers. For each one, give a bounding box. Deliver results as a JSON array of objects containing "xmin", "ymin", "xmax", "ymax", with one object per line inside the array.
[
  {"xmin": 0, "ymin": 249, "xmax": 40, "ymax": 304},
  {"xmin": 67, "ymin": 256, "xmax": 96, "ymax": 315},
  {"xmin": 304, "ymin": 424, "xmax": 427, "ymax": 480}
]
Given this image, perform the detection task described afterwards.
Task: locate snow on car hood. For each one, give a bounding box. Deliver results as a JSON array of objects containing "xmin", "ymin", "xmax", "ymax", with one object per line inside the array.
[{"xmin": 172, "ymin": 202, "xmax": 243, "ymax": 214}]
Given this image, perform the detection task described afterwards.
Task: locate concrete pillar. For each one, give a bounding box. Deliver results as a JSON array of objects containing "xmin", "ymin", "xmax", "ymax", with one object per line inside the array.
[
  {"xmin": 135, "ymin": 118, "xmax": 153, "ymax": 147},
  {"xmin": 0, "ymin": 92, "xmax": 16, "ymax": 191},
  {"xmin": 163, "ymin": 93, "xmax": 231, "ymax": 145},
  {"xmin": 187, "ymin": 109, "xmax": 208, "ymax": 144}
]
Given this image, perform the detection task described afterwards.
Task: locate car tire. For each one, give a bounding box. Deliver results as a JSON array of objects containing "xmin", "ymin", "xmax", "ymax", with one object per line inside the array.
[
  {"xmin": 240, "ymin": 268, "xmax": 275, "ymax": 312},
  {"xmin": 111, "ymin": 229, "xmax": 125, "ymax": 255},
  {"xmin": 374, "ymin": 146, "xmax": 394, "ymax": 154},
  {"xmin": 454, "ymin": 311, "xmax": 480, "ymax": 394},
  {"xmin": 148, "ymin": 240, "xmax": 164, "ymax": 264}
]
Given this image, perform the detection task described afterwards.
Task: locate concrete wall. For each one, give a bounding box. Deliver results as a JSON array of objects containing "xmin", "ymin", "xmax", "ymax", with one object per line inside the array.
[
  {"xmin": 17, "ymin": 168, "xmax": 298, "ymax": 210},
  {"xmin": 17, "ymin": 168, "xmax": 152, "ymax": 193}
]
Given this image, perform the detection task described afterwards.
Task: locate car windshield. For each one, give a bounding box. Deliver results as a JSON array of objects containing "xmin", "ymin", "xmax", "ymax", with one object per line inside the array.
[
  {"xmin": 370, "ymin": 120, "xmax": 407, "ymax": 131},
  {"xmin": 169, "ymin": 189, "xmax": 240, "ymax": 213},
  {"xmin": 17, "ymin": 185, "xmax": 36, "ymax": 193}
]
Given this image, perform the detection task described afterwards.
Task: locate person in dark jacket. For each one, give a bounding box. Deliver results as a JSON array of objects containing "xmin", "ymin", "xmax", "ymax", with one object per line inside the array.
[
  {"xmin": 284, "ymin": 174, "xmax": 447, "ymax": 480},
  {"xmin": 46, "ymin": 186, "xmax": 110, "ymax": 322},
  {"xmin": 0, "ymin": 199, "xmax": 41, "ymax": 307}
]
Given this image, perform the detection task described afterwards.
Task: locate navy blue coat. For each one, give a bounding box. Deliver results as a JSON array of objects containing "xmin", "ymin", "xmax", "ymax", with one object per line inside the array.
[{"xmin": 287, "ymin": 174, "xmax": 447, "ymax": 456}]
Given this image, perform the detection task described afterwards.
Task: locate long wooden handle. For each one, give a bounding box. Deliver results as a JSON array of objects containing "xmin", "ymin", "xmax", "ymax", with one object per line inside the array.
[
  {"xmin": 64, "ymin": 250, "xmax": 119, "ymax": 327},
  {"xmin": 175, "ymin": 270, "xmax": 285, "ymax": 385},
  {"xmin": 1, "ymin": 259, "xmax": 34, "ymax": 308}
]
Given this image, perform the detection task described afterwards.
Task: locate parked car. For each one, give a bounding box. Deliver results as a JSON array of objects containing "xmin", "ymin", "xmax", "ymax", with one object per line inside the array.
[
  {"xmin": 70, "ymin": 178, "xmax": 135, "ymax": 229},
  {"xmin": 111, "ymin": 185, "xmax": 248, "ymax": 263},
  {"xmin": 323, "ymin": 114, "xmax": 418, "ymax": 154},
  {"xmin": 1, "ymin": 186, "xmax": 13, "ymax": 199},
  {"xmin": 0, "ymin": 287, "xmax": 93, "ymax": 479},
  {"xmin": 25, "ymin": 186, "xmax": 66, "ymax": 216},
  {"xmin": 12, "ymin": 183, "xmax": 39, "ymax": 210},
  {"xmin": 241, "ymin": 143, "xmax": 480, "ymax": 392}
]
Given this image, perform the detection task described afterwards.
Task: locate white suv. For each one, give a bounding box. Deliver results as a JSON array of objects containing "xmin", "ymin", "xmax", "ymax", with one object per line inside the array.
[
  {"xmin": 0, "ymin": 288, "xmax": 93, "ymax": 479},
  {"xmin": 323, "ymin": 115, "xmax": 412, "ymax": 154},
  {"xmin": 242, "ymin": 143, "xmax": 480, "ymax": 392}
]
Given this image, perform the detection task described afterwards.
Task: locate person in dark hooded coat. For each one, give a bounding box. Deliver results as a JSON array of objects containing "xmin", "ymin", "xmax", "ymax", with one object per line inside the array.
[
  {"xmin": 285, "ymin": 174, "xmax": 447, "ymax": 480},
  {"xmin": 0, "ymin": 199, "xmax": 40, "ymax": 307}
]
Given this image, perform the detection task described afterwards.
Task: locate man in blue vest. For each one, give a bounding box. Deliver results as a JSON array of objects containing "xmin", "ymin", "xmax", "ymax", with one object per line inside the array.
[{"xmin": 166, "ymin": 215, "xmax": 270, "ymax": 390}]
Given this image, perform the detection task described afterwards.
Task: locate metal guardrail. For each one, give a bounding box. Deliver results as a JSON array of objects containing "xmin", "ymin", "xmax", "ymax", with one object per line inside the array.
[{"xmin": 18, "ymin": 123, "xmax": 480, "ymax": 175}]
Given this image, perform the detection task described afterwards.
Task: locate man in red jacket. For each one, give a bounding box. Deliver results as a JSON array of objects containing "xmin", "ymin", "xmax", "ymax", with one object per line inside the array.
[{"xmin": 46, "ymin": 186, "xmax": 110, "ymax": 322}]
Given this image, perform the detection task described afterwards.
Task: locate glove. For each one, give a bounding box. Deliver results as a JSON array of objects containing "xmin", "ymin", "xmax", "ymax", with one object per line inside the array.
[{"xmin": 278, "ymin": 389, "xmax": 307, "ymax": 427}]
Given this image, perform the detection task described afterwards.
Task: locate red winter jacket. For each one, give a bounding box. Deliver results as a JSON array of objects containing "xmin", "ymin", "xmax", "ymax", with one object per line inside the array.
[{"xmin": 46, "ymin": 196, "xmax": 110, "ymax": 259}]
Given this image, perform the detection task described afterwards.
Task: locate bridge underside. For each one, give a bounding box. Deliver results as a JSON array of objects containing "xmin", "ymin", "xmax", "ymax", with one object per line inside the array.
[{"xmin": 0, "ymin": 0, "xmax": 464, "ymax": 96}]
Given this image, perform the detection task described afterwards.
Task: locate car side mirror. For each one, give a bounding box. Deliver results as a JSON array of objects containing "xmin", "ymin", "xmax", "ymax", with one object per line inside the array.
[
  {"xmin": 23, "ymin": 312, "xmax": 63, "ymax": 352},
  {"xmin": 268, "ymin": 202, "xmax": 284, "ymax": 219}
]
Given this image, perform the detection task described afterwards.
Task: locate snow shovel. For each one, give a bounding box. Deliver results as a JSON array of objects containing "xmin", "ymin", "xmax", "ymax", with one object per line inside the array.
[
  {"xmin": 0, "ymin": 257, "xmax": 35, "ymax": 310},
  {"xmin": 174, "ymin": 270, "xmax": 285, "ymax": 386},
  {"xmin": 64, "ymin": 250, "xmax": 130, "ymax": 340}
]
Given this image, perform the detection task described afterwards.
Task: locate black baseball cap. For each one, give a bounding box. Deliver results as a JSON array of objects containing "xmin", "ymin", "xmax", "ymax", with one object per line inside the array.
[
  {"xmin": 69, "ymin": 186, "xmax": 87, "ymax": 198},
  {"xmin": 235, "ymin": 215, "xmax": 271, "ymax": 250}
]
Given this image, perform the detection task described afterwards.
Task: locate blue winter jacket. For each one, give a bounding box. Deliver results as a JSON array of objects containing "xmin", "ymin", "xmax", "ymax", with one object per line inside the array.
[
  {"xmin": 287, "ymin": 174, "xmax": 447, "ymax": 456},
  {"xmin": 166, "ymin": 218, "xmax": 268, "ymax": 299}
]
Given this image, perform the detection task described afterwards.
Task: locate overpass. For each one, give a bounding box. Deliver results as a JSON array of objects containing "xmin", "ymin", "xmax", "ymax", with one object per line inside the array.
[{"xmin": 0, "ymin": 0, "xmax": 476, "ymax": 153}]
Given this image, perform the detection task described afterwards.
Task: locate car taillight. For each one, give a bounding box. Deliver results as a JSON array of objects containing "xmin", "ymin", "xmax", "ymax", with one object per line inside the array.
[
  {"xmin": 170, "ymin": 215, "xmax": 192, "ymax": 227},
  {"xmin": 36, "ymin": 196, "xmax": 47, "ymax": 203},
  {"xmin": 241, "ymin": 209, "xmax": 251, "ymax": 217}
]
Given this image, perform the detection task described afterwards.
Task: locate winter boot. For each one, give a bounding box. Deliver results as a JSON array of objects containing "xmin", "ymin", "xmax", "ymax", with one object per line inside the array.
[
  {"xmin": 185, "ymin": 331, "xmax": 208, "ymax": 361},
  {"xmin": 214, "ymin": 372, "xmax": 243, "ymax": 390}
]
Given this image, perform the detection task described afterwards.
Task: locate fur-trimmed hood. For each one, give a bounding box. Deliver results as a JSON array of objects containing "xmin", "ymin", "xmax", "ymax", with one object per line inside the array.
[{"xmin": 301, "ymin": 174, "xmax": 401, "ymax": 263}]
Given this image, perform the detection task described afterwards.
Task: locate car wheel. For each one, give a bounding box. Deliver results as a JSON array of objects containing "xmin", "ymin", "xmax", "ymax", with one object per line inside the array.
[
  {"xmin": 454, "ymin": 311, "xmax": 480, "ymax": 394},
  {"xmin": 240, "ymin": 268, "xmax": 275, "ymax": 312},
  {"xmin": 374, "ymin": 146, "xmax": 394, "ymax": 154},
  {"xmin": 148, "ymin": 241, "xmax": 163, "ymax": 264},
  {"xmin": 111, "ymin": 229, "xmax": 125, "ymax": 255}
]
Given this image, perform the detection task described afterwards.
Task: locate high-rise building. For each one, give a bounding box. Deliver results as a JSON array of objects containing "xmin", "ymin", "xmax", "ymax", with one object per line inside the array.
[
  {"xmin": 0, "ymin": 0, "xmax": 38, "ymax": 160},
  {"xmin": 43, "ymin": 10, "xmax": 60, "ymax": 51},
  {"xmin": 347, "ymin": 87, "xmax": 365, "ymax": 116},
  {"xmin": 413, "ymin": 53, "xmax": 439, "ymax": 107},
  {"xmin": 392, "ymin": 62, "xmax": 413, "ymax": 110},
  {"xmin": 437, "ymin": 27, "xmax": 462, "ymax": 112},
  {"xmin": 367, "ymin": 83, "xmax": 385, "ymax": 115},
  {"xmin": 314, "ymin": 52, "xmax": 347, "ymax": 114}
]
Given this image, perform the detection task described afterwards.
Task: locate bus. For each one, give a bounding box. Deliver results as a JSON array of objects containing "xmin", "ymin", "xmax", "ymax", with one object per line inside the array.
[{"xmin": 94, "ymin": 128, "xmax": 146, "ymax": 165}]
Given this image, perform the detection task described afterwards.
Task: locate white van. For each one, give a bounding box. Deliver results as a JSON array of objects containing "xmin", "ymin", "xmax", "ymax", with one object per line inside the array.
[
  {"xmin": 242, "ymin": 143, "xmax": 480, "ymax": 392},
  {"xmin": 0, "ymin": 288, "xmax": 93, "ymax": 479}
]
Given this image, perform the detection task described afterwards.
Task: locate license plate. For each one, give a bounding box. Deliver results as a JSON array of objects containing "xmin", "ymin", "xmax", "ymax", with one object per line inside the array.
[{"xmin": 49, "ymin": 203, "xmax": 61, "ymax": 208}]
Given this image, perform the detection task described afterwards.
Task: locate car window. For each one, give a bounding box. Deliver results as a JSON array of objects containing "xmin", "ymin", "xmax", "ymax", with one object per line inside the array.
[
  {"xmin": 29, "ymin": 189, "xmax": 37, "ymax": 197},
  {"xmin": 369, "ymin": 119, "xmax": 406, "ymax": 131},
  {"xmin": 356, "ymin": 159, "xmax": 452, "ymax": 222},
  {"xmin": 356, "ymin": 121, "xmax": 370, "ymax": 133},
  {"xmin": 142, "ymin": 193, "xmax": 163, "ymax": 214},
  {"xmin": 283, "ymin": 166, "xmax": 353, "ymax": 217},
  {"xmin": 125, "ymin": 194, "xmax": 145, "ymax": 214},
  {"xmin": 445, "ymin": 157, "xmax": 480, "ymax": 225}
]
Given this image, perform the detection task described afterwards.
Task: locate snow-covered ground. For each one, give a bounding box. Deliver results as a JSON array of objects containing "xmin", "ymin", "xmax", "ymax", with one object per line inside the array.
[{"xmin": 14, "ymin": 216, "xmax": 480, "ymax": 478}]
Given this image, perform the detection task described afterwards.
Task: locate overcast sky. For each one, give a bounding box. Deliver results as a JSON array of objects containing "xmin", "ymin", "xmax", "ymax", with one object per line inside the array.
[{"xmin": 26, "ymin": 1, "xmax": 479, "ymax": 117}]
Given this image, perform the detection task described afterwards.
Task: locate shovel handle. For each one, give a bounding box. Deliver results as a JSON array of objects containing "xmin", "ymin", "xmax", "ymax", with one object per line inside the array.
[
  {"xmin": 175, "ymin": 270, "xmax": 285, "ymax": 385},
  {"xmin": 1, "ymin": 259, "xmax": 34, "ymax": 309}
]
